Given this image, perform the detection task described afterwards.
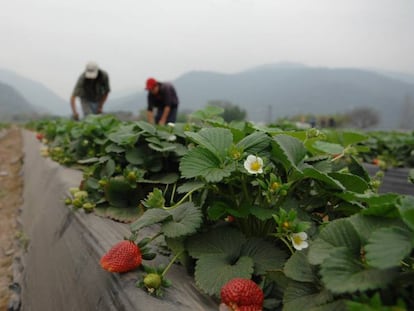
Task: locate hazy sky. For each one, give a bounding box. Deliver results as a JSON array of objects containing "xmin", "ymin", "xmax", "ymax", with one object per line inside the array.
[{"xmin": 1, "ymin": 0, "xmax": 413, "ymax": 99}]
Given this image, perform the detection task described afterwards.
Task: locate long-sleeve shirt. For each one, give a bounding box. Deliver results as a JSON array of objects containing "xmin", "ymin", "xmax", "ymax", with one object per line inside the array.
[
  {"xmin": 147, "ymin": 82, "xmax": 179, "ymax": 112},
  {"xmin": 72, "ymin": 70, "xmax": 110, "ymax": 102}
]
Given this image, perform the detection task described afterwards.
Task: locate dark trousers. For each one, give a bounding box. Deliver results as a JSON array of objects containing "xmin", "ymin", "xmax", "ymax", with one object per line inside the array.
[{"xmin": 155, "ymin": 106, "xmax": 178, "ymax": 124}]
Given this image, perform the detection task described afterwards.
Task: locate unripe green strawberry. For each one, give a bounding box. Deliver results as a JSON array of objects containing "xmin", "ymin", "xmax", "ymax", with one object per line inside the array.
[
  {"xmin": 98, "ymin": 179, "xmax": 108, "ymax": 187},
  {"xmin": 74, "ymin": 190, "xmax": 88, "ymax": 199},
  {"xmin": 69, "ymin": 187, "xmax": 80, "ymax": 195},
  {"xmin": 82, "ymin": 202, "xmax": 95, "ymax": 212},
  {"xmin": 127, "ymin": 171, "xmax": 136, "ymax": 182},
  {"xmin": 143, "ymin": 273, "xmax": 162, "ymax": 290},
  {"xmin": 72, "ymin": 198, "xmax": 83, "ymax": 208}
]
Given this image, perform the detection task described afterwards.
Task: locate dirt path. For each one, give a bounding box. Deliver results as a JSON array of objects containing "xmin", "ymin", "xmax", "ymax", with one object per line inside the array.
[{"xmin": 0, "ymin": 126, "xmax": 23, "ymax": 310}]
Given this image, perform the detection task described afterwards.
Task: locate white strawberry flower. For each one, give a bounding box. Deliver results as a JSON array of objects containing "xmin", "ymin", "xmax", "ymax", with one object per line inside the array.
[
  {"xmin": 290, "ymin": 232, "xmax": 309, "ymax": 251},
  {"xmin": 167, "ymin": 134, "xmax": 177, "ymax": 141},
  {"xmin": 244, "ymin": 155, "xmax": 263, "ymax": 174}
]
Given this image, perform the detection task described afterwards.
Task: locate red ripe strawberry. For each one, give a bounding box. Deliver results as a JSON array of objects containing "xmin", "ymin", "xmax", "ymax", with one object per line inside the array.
[
  {"xmin": 36, "ymin": 133, "xmax": 44, "ymax": 141},
  {"xmin": 100, "ymin": 240, "xmax": 142, "ymax": 273},
  {"xmin": 220, "ymin": 278, "xmax": 264, "ymax": 311}
]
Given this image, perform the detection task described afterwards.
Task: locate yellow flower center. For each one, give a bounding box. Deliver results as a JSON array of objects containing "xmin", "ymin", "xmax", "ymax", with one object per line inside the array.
[
  {"xmin": 250, "ymin": 160, "xmax": 261, "ymax": 171},
  {"xmin": 292, "ymin": 235, "xmax": 302, "ymax": 245},
  {"xmin": 282, "ymin": 221, "xmax": 290, "ymax": 228}
]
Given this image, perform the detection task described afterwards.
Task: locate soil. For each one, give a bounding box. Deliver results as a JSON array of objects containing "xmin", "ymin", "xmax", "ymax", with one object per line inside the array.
[{"xmin": 0, "ymin": 126, "xmax": 23, "ymax": 310}]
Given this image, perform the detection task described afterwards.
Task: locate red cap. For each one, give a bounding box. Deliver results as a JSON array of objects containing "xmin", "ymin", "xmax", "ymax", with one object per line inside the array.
[{"xmin": 145, "ymin": 78, "xmax": 157, "ymax": 90}]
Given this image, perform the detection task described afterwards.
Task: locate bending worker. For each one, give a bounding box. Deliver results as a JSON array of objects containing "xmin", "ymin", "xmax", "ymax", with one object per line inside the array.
[
  {"xmin": 145, "ymin": 77, "xmax": 179, "ymax": 125},
  {"xmin": 70, "ymin": 61, "xmax": 110, "ymax": 120}
]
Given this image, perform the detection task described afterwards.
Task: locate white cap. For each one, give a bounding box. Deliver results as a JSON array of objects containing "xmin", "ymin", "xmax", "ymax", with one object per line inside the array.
[{"xmin": 85, "ymin": 61, "xmax": 99, "ymax": 79}]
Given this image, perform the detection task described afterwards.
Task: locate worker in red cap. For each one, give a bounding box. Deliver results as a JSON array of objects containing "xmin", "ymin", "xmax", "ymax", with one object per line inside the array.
[{"xmin": 145, "ymin": 78, "xmax": 179, "ymax": 125}]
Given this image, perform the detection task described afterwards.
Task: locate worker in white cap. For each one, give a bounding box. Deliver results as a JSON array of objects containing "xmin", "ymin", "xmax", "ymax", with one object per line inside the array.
[{"xmin": 70, "ymin": 61, "xmax": 110, "ymax": 120}]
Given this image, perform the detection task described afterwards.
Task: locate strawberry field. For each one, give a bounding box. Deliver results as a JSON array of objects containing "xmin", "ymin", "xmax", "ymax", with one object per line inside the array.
[{"xmin": 26, "ymin": 108, "xmax": 414, "ymax": 311}]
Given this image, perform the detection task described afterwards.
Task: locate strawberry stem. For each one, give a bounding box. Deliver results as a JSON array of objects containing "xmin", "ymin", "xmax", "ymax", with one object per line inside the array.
[{"xmin": 161, "ymin": 251, "xmax": 183, "ymax": 278}]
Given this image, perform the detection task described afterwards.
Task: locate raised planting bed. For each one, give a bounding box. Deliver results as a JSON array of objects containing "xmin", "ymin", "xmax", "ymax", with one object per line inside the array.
[
  {"xmin": 19, "ymin": 129, "xmax": 218, "ymax": 311},
  {"xmin": 364, "ymin": 164, "xmax": 414, "ymax": 195}
]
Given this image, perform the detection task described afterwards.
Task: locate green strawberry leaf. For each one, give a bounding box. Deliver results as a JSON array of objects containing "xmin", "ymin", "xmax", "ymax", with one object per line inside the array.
[
  {"xmin": 348, "ymin": 156, "xmax": 370, "ymax": 182},
  {"xmin": 271, "ymin": 134, "xmax": 307, "ymax": 176},
  {"xmin": 135, "ymin": 120, "xmax": 157, "ymax": 135},
  {"xmin": 190, "ymin": 105, "xmax": 224, "ymax": 120},
  {"xmin": 250, "ymin": 207, "xmax": 276, "ymax": 220},
  {"xmin": 161, "ymin": 202, "xmax": 203, "ymax": 238},
  {"xmin": 324, "ymin": 130, "xmax": 368, "ymax": 146},
  {"xmin": 360, "ymin": 193, "xmax": 400, "ymax": 217},
  {"xmin": 148, "ymin": 141, "xmax": 177, "ymax": 152},
  {"xmin": 107, "ymin": 124, "xmax": 140, "ymax": 145},
  {"xmin": 241, "ymin": 238, "xmax": 287, "ymax": 274},
  {"xmin": 284, "ymin": 250, "xmax": 315, "ymax": 283},
  {"xmin": 365, "ymin": 226, "xmax": 414, "ymax": 269},
  {"xmin": 125, "ymin": 148, "xmax": 145, "ymax": 165},
  {"xmin": 100, "ymin": 159, "xmax": 116, "ymax": 178},
  {"xmin": 184, "ymin": 127, "xmax": 233, "ymax": 159},
  {"xmin": 194, "ymin": 254, "xmax": 254, "ymax": 296},
  {"xmin": 105, "ymin": 143, "xmax": 125, "ymax": 153},
  {"xmin": 303, "ymin": 167, "xmax": 345, "ymax": 191},
  {"xmin": 397, "ymin": 195, "xmax": 414, "ymax": 230},
  {"xmin": 236, "ymin": 131, "xmax": 271, "ymax": 155},
  {"xmin": 207, "ymin": 201, "xmax": 229, "ymax": 220},
  {"xmin": 329, "ymin": 172, "xmax": 369, "ymax": 193},
  {"xmin": 186, "ymin": 226, "xmax": 246, "ymax": 259},
  {"xmin": 104, "ymin": 177, "xmax": 143, "ymax": 208},
  {"xmin": 348, "ymin": 214, "xmax": 403, "ymax": 244},
  {"xmin": 283, "ymin": 281, "xmax": 334, "ymax": 311},
  {"xmin": 320, "ymin": 247, "xmax": 398, "ymax": 294},
  {"xmin": 180, "ymin": 147, "xmax": 235, "ymax": 182},
  {"xmin": 129, "ymin": 208, "xmax": 170, "ymax": 232},
  {"xmin": 312, "ymin": 141, "xmax": 344, "ymax": 155},
  {"xmin": 94, "ymin": 205, "xmax": 143, "ymax": 223},
  {"xmin": 177, "ymin": 181, "xmax": 205, "ymax": 194},
  {"xmin": 308, "ymin": 219, "xmax": 361, "ymax": 265}
]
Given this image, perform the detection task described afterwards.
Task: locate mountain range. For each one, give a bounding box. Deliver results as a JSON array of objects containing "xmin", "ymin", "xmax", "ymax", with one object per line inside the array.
[
  {"xmin": 106, "ymin": 63, "xmax": 414, "ymax": 129},
  {"xmin": 1, "ymin": 63, "xmax": 414, "ymax": 128},
  {"xmin": 0, "ymin": 69, "xmax": 67, "ymax": 116},
  {"xmin": 0, "ymin": 81, "xmax": 36, "ymax": 117}
]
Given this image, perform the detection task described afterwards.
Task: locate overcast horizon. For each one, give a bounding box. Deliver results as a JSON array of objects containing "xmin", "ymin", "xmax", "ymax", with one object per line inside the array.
[{"xmin": 1, "ymin": 0, "xmax": 413, "ymax": 100}]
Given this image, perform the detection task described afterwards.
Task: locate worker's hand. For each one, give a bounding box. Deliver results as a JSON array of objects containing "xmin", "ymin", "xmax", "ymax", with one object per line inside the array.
[
  {"xmin": 97, "ymin": 107, "xmax": 103, "ymax": 114},
  {"xmin": 72, "ymin": 113, "xmax": 79, "ymax": 121}
]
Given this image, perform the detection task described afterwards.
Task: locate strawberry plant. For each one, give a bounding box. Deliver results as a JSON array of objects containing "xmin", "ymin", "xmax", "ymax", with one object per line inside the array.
[
  {"xmin": 29, "ymin": 109, "xmax": 414, "ymax": 310},
  {"xmin": 358, "ymin": 130, "xmax": 414, "ymax": 169}
]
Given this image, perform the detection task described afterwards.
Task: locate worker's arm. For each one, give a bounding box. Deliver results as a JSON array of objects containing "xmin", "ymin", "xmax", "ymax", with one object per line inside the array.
[
  {"xmin": 147, "ymin": 110, "xmax": 155, "ymax": 124},
  {"xmin": 158, "ymin": 106, "xmax": 171, "ymax": 125},
  {"xmin": 97, "ymin": 93, "xmax": 109, "ymax": 114},
  {"xmin": 70, "ymin": 95, "xmax": 79, "ymax": 120}
]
